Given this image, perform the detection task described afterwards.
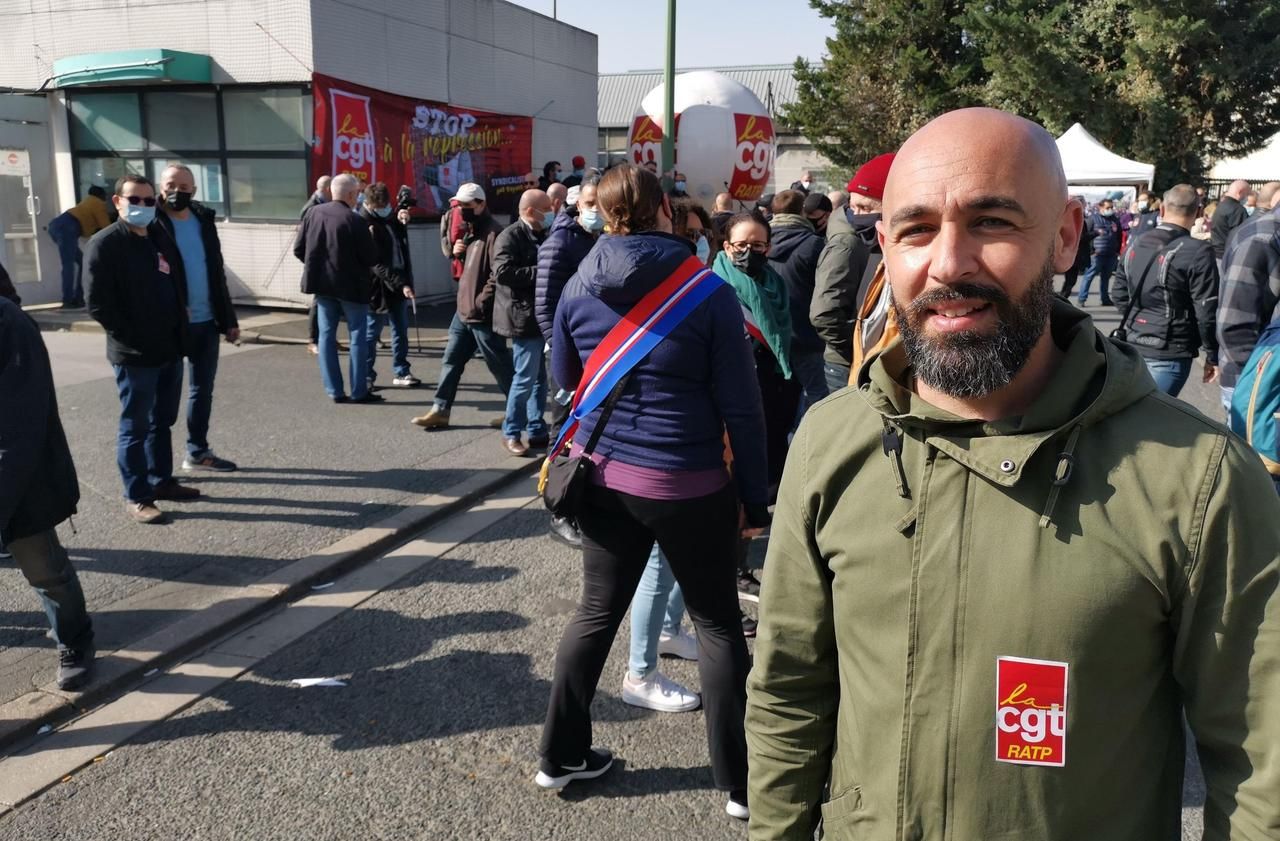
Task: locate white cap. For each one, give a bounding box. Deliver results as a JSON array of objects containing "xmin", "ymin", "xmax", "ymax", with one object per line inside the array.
[
  {"xmin": 565, "ymin": 186, "xmax": 581, "ymax": 207},
  {"xmin": 454, "ymin": 183, "xmax": 485, "ymax": 203}
]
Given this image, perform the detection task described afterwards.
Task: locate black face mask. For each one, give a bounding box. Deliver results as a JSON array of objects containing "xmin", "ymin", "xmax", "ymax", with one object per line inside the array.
[
  {"xmin": 165, "ymin": 191, "xmax": 193, "ymax": 212},
  {"xmin": 731, "ymin": 249, "xmax": 769, "ymax": 277},
  {"xmin": 460, "ymin": 207, "xmax": 478, "ymax": 223}
]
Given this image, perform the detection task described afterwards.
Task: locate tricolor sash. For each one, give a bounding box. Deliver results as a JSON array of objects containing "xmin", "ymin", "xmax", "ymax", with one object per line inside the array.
[
  {"xmin": 740, "ymin": 305, "xmax": 767, "ymax": 346},
  {"xmin": 548, "ymin": 255, "xmax": 725, "ymax": 460}
]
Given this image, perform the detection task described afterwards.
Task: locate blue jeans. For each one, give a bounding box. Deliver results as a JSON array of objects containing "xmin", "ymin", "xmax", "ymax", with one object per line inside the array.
[
  {"xmin": 433, "ymin": 313, "xmax": 514, "ymax": 412},
  {"xmin": 1077, "ymin": 252, "xmax": 1118, "ymax": 305},
  {"xmin": 8, "ymin": 529, "xmax": 93, "ymax": 651},
  {"xmin": 185, "ymin": 320, "xmax": 220, "ymax": 459},
  {"xmin": 315, "ymin": 296, "xmax": 371, "ymax": 400},
  {"xmin": 114, "ymin": 360, "xmax": 183, "ymax": 502},
  {"xmin": 366, "ymin": 296, "xmax": 411, "ymax": 382},
  {"xmin": 1144, "ymin": 357, "xmax": 1192, "ymax": 398},
  {"xmin": 824, "ymin": 360, "xmax": 851, "ymax": 395},
  {"xmin": 791, "ymin": 347, "xmax": 830, "ymax": 416},
  {"xmin": 628, "ymin": 544, "xmax": 688, "ymax": 678},
  {"xmin": 503, "ymin": 335, "xmax": 548, "ymax": 439},
  {"xmin": 47, "ymin": 213, "xmax": 82, "ymax": 305}
]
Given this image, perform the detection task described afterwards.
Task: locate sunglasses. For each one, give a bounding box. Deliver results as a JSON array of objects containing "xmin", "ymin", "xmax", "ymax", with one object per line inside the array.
[{"xmin": 121, "ymin": 195, "xmax": 158, "ymax": 206}]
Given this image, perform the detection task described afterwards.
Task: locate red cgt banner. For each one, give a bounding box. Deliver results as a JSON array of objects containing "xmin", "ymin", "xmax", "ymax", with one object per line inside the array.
[{"xmin": 311, "ymin": 73, "xmax": 533, "ymax": 219}]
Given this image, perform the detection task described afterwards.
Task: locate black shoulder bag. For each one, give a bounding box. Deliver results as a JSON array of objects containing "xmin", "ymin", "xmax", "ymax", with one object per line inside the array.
[
  {"xmin": 541, "ymin": 372, "xmax": 631, "ymax": 517},
  {"xmin": 1110, "ymin": 241, "xmax": 1162, "ymax": 344}
]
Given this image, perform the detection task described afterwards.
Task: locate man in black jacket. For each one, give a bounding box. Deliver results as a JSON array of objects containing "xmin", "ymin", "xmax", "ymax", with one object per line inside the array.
[
  {"xmin": 1111, "ymin": 184, "xmax": 1220, "ymax": 398},
  {"xmin": 359, "ymin": 182, "xmax": 419, "ymax": 389},
  {"xmin": 493, "ymin": 189, "xmax": 554, "ymax": 456},
  {"xmin": 292, "ymin": 173, "xmax": 379, "ymax": 404},
  {"xmin": 769, "ymin": 190, "xmax": 829, "ymax": 414},
  {"xmin": 0, "ymin": 293, "xmax": 95, "ymax": 689},
  {"xmin": 1211, "ymin": 180, "xmax": 1252, "ymax": 272},
  {"xmin": 155, "ymin": 165, "xmax": 240, "ymax": 473},
  {"xmin": 86, "ymin": 174, "xmax": 200, "ymax": 525}
]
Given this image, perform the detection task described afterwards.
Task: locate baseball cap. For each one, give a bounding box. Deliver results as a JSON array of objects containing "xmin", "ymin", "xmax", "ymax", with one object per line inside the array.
[
  {"xmin": 847, "ymin": 153, "xmax": 895, "ymax": 201},
  {"xmin": 803, "ymin": 192, "xmax": 833, "ymax": 215},
  {"xmin": 454, "ymin": 183, "xmax": 485, "ymax": 203},
  {"xmin": 572, "ymin": 155, "xmax": 586, "ymax": 169},
  {"xmin": 566, "ymin": 185, "xmax": 582, "ymax": 206}
]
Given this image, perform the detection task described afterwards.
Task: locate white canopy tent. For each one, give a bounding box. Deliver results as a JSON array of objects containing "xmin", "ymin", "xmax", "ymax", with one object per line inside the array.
[
  {"xmin": 1209, "ymin": 132, "xmax": 1280, "ymax": 181},
  {"xmin": 1055, "ymin": 123, "xmax": 1155, "ymax": 189}
]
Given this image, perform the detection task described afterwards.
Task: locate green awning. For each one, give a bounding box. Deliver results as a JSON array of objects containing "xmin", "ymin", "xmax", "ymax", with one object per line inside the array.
[{"xmin": 52, "ymin": 50, "xmax": 212, "ymax": 87}]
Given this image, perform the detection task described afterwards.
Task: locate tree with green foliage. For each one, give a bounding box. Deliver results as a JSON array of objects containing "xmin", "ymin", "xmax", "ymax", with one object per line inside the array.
[{"xmin": 787, "ymin": 0, "xmax": 1280, "ymax": 185}]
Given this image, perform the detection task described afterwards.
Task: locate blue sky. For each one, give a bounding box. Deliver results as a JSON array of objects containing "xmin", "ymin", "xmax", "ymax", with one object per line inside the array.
[{"xmin": 507, "ymin": 0, "xmax": 834, "ymax": 73}]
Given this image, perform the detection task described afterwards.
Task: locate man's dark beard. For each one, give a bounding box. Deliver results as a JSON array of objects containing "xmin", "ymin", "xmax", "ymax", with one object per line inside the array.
[{"xmin": 891, "ymin": 257, "xmax": 1055, "ymax": 398}]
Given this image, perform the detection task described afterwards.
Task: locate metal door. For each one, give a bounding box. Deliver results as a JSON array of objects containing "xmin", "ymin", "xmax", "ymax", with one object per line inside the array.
[{"xmin": 0, "ymin": 148, "xmax": 43, "ymax": 284}]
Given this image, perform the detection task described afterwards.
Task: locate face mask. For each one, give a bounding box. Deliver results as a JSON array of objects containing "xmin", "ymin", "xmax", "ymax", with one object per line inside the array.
[
  {"xmin": 541, "ymin": 210, "xmax": 556, "ymax": 229},
  {"xmin": 1137, "ymin": 201, "xmax": 1149, "ymax": 211},
  {"xmin": 674, "ymin": 180, "xmax": 686, "ymax": 192},
  {"xmin": 801, "ymin": 181, "xmax": 811, "ymax": 189},
  {"xmin": 554, "ymin": 171, "xmax": 562, "ymax": 181},
  {"xmin": 1246, "ymin": 206, "xmax": 1256, "ymax": 216},
  {"xmin": 123, "ymin": 203, "xmax": 156, "ymax": 227},
  {"xmin": 579, "ymin": 207, "xmax": 604, "ymax": 232},
  {"xmin": 356, "ymin": 192, "xmax": 365, "ymax": 205},
  {"xmin": 164, "ymin": 191, "xmax": 192, "ymax": 212},
  {"xmin": 1100, "ymin": 209, "xmax": 1114, "ymax": 217},
  {"xmin": 460, "ymin": 207, "xmax": 478, "ymax": 223},
  {"xmin": 730, "ymin": 248, "xmax": 768, "ymax": 276},
  {"xmin": 695, "ymin": 237, "xmax": 710, "ymax": 263},
  {"xmin": 372, "ymin": 205, "xmax": 392, "ymax": 218},
  {"xmin": 573, "ymin": 168, "xmax": 584, "ymax": 177}
]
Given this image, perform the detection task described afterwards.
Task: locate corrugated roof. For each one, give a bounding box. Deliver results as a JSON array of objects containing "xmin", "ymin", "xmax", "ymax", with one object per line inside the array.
[{"xmin": 598, "ymin": 64, "xmax": 800, "ymax": 127}]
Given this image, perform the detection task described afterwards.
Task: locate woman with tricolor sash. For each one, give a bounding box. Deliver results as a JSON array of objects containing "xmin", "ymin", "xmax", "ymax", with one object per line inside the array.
[{"xmin": 535, "ymin": 164, "xmax": 770, "ymax": 822}]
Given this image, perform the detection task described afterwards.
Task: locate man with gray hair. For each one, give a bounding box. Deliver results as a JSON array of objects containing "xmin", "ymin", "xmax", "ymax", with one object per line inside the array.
[
  {"xmin": 1110, "ymin": 183, "xmax": 1219, "ymax": 397},
  {"xmin": 826, "ymin": 190, "xmax": 849, "ymax": 211},
  {"xmin": 293, "ymin": 173, "xmax": 378, "ymax": 403}
]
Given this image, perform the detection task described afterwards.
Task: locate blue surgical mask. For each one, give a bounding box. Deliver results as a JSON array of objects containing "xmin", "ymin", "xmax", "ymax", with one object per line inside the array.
[
  {"xmin": 1246, "ymin": 206, "xmax": 1256, "ymax": 216},
  {"xmin": 1100, "ymin": 209, "xmax": 1115, "ymax": 217},
  {"xmin": 674, "ymin": 180, "xmax": 687, "ymax": 192},
  {"xmin": 125, "ymin": 204, "xmax": 156, "ymax": 227},
  {"xmin": 356, "ymin": 191, "xmax": 365, "ymax": 206},
  {"xmin": 579, "ymin": 207, "xmax": 604, "ymax": 232},
  {"xmin": 541, "ymin": 210, "xmax": 556, "ymax": 229},
  {"xmin": 372, "ymin": 205, "xmax": 392, "ymax": 218},
  {"xmin": 695, "ymin": 236, "xmax": 710, "ymax": 262}
]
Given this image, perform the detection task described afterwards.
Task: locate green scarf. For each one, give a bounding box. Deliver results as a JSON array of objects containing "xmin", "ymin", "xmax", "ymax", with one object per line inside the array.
[{"xmin": 713, "ymin": 250, "xmax": 793, "ymax": 378}]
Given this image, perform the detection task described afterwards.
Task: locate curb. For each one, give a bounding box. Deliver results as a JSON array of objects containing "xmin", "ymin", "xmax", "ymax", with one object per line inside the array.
[{"xmin": 0, "ymin": 460, "xmax": 542, "ymax": 754}]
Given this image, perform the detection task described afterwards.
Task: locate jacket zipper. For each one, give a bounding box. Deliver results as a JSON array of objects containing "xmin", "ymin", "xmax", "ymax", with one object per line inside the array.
[{"xmin": 1246, "ymin": 350, "xmax": 1273, "ymax": 447}]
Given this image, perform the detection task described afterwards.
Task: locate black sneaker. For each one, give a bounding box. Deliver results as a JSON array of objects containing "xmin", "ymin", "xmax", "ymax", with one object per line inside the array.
[
  {"xmin": 534, "ymin": 747, "xmax": 614, "ymax": 790},
  {"xmin": 737, "ymin": 570, "xmax": 761, "ymax": 604},
  {"xmin": 56, "ymin": 645, "xmax": 95, "ymax": 691},
  {"xmin": 740, "ymin": 613, "xmax": 758, "ymax": 639},
  {"xmin": 183, "ymin": 452, "xmax": 238, "ymax": 472},
  {"xmin": 351, "ymin": 393, "xmax": 386, "ymax": 404},
  {"xmin": 548, "ymin": 516, "xmax": 583, "ymax": 548}
]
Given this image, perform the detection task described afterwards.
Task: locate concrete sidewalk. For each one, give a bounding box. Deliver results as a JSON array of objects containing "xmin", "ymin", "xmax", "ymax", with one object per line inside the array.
[{"xmin": 0, "ymin": 312, "xmax": 541, "ymax": 749}]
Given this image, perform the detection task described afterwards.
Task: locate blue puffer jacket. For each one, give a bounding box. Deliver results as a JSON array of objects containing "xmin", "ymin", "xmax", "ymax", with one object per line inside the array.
[
  {"xmin": 1088, "ymin": 213, "xmax": 1123, "ymax": 256},
  {"xmin": 535, "ymin": 210, "xmax": 597, "ymax": 342},
  {"xmin": 552, "ymin": 232, "xmax": 770, "ymax": 510}
]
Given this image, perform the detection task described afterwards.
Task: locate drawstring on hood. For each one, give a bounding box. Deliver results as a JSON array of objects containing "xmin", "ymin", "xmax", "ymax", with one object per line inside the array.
[
  {"xmin": 881, "ymin": 419, "xmax": 911, "ymax": 499},
  {"xmin": 1039, "ymin": 425, "xmax": 1083, "ymax": 529}
]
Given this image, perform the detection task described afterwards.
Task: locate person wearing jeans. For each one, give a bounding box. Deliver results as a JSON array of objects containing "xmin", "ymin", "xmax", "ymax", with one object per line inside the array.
[
  {"xmin": 292, "ymin": 174, "xmax": 379, "ymax": 404},
  {"xmin": 1, "ymin": 288, "xmax": 96, "ymax": 689},
  {"xmin": 360, "ymin": 184, "xmax": 420, "ymax": 389},
  {"xmin": 47, "ymin": 186, "xmax": 111, "ymax": 308},
  {"xmin": 624, "ymin": 544, "xmax": 699, "ymax": 712},
  {"xmin": 155, "ymin": 164, "xmax": 241, "ymax": 472},
  {"xmin": 1076, "ymin": 200, "xmax": 1122, "ymax": 306},
  {"xmin": 114, "ymin": 359, "xmax": 184, "ymax": 503},
  {"xmin": 491, "ymin": 189, "xmax": 555, "ymax": 455}
]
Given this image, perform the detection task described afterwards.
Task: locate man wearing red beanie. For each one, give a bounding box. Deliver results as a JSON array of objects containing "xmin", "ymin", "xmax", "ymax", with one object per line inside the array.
[
  {"xmin": 562, "ymin": 155, "xmax": 588, "ymax": 189},
  {"xmin": 811, "ymin": 152, "xmax": 895, "ymax": 390}
]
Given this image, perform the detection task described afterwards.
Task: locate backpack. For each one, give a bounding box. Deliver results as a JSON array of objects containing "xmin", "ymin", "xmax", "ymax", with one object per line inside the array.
[{"xmin": 1229, "ymin": 320, "xmax": 1280, "ymax": 478}]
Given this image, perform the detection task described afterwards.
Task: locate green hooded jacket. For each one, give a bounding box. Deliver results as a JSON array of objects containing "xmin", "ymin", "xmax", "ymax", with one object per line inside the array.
[{"xmin": 746, "ymin": 301, "xmax": 1280, "ymax": 840}]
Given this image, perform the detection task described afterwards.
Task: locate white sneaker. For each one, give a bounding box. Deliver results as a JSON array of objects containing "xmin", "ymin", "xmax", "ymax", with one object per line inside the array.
[
  {"xmin": 726, "ymin": 791, "xmax": 749, "ymax": 820},
  {"xmin": 658, "ymin": 628, "xmax": 698, "ymax": 661},
  {"xmin": 621, "ymin": 670, "xmax": 700, "ymax": 713},
  {"xmin": 392, "ymin": 374, "xmax": 422, "ymax": 387}
]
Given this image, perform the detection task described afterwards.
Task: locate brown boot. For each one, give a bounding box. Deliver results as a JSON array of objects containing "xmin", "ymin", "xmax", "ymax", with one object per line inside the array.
[
  {"xmin": 154, "ymin": 480, "xmax": 201, "ymax": 501},
  {"xmin": 411, "ymin": 408, "xmax": 450, "ymax": 429},
  {"xmin": 127, "ymin": 501, "xmax": 168, "ymax": 524},
  {"xmin": 502, "ymin": 437, "xmax": 530, "ymax": 457}
]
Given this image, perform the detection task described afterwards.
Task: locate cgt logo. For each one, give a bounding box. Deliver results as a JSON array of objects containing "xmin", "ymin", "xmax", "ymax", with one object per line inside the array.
[
  {"xmin": 627, "ymin": 115, "xmax": 668, "ymax": 170},
  {"xmin": 734, "ymin": 114, "xmax": 775, "ymax": 182},
  {"xmin": 995, "ymin": 656, "xmax": 1068, "ymax": 767},
  {"xmin": 331, "ymin": 89, "xmax": 377, "ymax": 179}
]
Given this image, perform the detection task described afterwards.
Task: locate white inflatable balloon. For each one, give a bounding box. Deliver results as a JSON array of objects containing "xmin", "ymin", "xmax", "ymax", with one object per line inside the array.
[{"xmin": 627, "ymin": 71, "xmax": 776, "ymax": 205}]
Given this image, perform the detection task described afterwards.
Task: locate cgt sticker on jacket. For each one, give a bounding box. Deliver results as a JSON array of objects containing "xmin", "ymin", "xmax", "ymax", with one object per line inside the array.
[{"xmin": 996, "ymin": 656, "xmax": 1068, "ymax": 767}]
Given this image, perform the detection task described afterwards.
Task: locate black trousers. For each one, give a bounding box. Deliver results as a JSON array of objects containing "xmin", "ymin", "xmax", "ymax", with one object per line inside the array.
[{"xmin": 539, "ymin": 481, "xmax": 749, "ymax": 791}]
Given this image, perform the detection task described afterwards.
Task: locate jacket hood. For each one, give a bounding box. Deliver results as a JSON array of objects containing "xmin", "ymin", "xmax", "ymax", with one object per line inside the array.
[
  {"xmin": 574, "ymin": 231, "xmax": 694, "ymax": 305},
  {"xmin": 857, "ymin": 299, "xmax": 1155, "ymax": 494},
  {"xmin": 769, "ymin": 216, "xmax": 818, "ymax": 261}
]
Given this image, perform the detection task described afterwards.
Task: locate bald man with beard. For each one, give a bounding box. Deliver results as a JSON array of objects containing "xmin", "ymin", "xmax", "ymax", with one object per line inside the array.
[{"xmin": 745, "ymin": 108, "xmax": 1280, "ymax": 840}]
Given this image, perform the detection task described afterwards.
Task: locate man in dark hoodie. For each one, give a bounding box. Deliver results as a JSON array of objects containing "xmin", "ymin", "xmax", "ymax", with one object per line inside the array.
[
  {"xmin": 810, "ymin": 153, "xmax": 894, "ymax": 392},
  {"xmin": 0, "ymin": 287, "xmax": 96, "ymax": 690},
  {"xmin": 768, "ymin": 190, "xmax": 830, "ymax": 413}
]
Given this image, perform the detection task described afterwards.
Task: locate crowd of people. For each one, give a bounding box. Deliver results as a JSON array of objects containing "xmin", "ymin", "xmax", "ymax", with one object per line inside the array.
[{"xmin": 2, "ymin": 105, "xmax": 1279, "ymax": 837}]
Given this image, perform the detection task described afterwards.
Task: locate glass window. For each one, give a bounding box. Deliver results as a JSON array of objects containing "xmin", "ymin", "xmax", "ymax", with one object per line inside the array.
[
  {"xmin": 148, "ymin": 158, "xmax": 227, "ymax": 216},
  {"xmin": 144, "ymin": 91, "xmax": 219, "ymax": 152},
  {"xmin": 69, "ymin": 93, "xmax": 143, "ymax": 152},
  {"xmin": 77, "ymin": 156, "xmax": 145, "ymax": 198},
  {"xmin": 228, "ymin": 158, "xmax": 307, "ymax": 219},
  {"xmin": 223, "ymin": 88, "xmax": 309, "ymax": 152}
]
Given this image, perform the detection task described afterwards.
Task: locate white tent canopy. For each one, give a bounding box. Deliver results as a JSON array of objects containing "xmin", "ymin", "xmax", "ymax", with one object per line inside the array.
[
  {"xmin": 1210, "ymin": 131, "xmax": 1280, "ymax": 181},
  {"xmin": 1055, "ymin": 123, "xmax": 1155, "ymax": 188}
]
